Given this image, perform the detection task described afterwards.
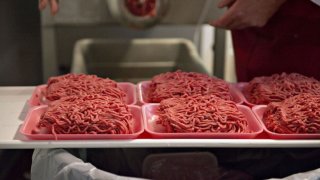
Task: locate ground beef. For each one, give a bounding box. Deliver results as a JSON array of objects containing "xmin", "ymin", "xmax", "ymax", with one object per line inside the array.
[
  {"xmin": 148, "ymin": 71, "xmax": 232, "ymax": 103},
  {"xmin": 157, "ymin": 94, "xmax": 249, "ymax": 133},
  {"xmin": 38, "ymin": 94, "xmax": 133, "ymax": 137},
  {"xmin": 263, "ymin": 93, "xmax": 320, "ymax": 134},
  {"xmin": 45, "ymin": 73, "xmax": 126, "ymax": 102},
  {"xmin": 244, "ymin": 73, "xmax": 320, "ymax": 104}
]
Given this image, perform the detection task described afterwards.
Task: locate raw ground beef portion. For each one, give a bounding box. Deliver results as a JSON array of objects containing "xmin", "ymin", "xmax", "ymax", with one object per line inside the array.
[
  {"xmin": 263, "ymin": 93, "xmax": 320, "ymax": 134},
  {"xmin": 148, "ymin": 71, "xmax": 232, "ymax": 103},
  {"xmin": 157, "ymin": 94, "xmax": 249, "ymax": 133},
  {"xmin": 244, "ymin": 73, "xmax": 320, "ymax": 104},
  {"xmin": 45, "ymin": 73, "xmax": 126, "ymax": 102},
  {"xmin": 38, "ymin": 94, "xmax": 134, "ymax": 137}
]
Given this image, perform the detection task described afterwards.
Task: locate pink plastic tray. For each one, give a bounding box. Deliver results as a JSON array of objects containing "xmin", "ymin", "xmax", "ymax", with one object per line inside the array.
[
  {"xmin": 231, "ymin": 82, "xmax": 265, "ymax": 107},
  {"xmin": 28, "ymin": 82, "xmax": 137, "ymax": 106},
  {"xmin": 138, "ymin": 81, "xmax": 244, "ymax": 105},
  {"xmin": 142, "ymin": 104, "xmax": 263, "ymax": 139},
  {"xmin": 20, "ymin": 105, "xmax": 144, "ymax": 140},
  {"xmin": 252, "ymin": 105, "xmax": 320, "ymax": 139}
]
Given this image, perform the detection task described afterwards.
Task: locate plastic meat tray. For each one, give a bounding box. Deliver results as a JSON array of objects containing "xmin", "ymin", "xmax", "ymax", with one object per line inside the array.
[
  {"xmin": 20, "ymin": 105, "xmax": 144, "ymax": 140},
  {"xmin": 142, "ymin": 104, "xmax": 263, "ymax": 139},
  {"xmin": 230, "ymin": 82, "xmax": 261, "ymax": 107},
  {"xmin": 252, "ymin": 105, "xmax": 320, "ymax": 139}
]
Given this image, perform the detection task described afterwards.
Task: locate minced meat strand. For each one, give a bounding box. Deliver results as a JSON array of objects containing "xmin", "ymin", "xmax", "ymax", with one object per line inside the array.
[
  {"xmin": 38, "ymin": 94, "xmax": 133, "ymax": 138},
  {"xmin": 148, "ymin": 71, "xmax": 232, "ymax": 103},
  {"xmin": 244, "ymin": 73, "xmax": 320, "ymax": 104},
  {"xmin": 45, "ymin": 73, "xmax": 126, "ymax": 102},
  {"xmin": 263, "ymin": 93, "xmax": 320, "ymax": 134},
  {"xmin": 157, "ymin": 94, "xmax": 249, "ymax": 133}
]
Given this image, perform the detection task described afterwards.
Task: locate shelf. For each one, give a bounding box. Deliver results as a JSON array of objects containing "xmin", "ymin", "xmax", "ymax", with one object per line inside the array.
[{"xmin": 0, "ymin": 86, "xmax": 320, "ymax": 149}]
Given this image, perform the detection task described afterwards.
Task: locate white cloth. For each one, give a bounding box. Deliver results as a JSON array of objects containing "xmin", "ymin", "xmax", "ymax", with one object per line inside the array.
[
  {"xmin": 31, "ymin": 149, "xmax": 148, "ymax": 180},
  {"xmin": 311, "ymin": 0, "xmax": 320, "ymax": 6},
  {"xmin": 268, "ymin": 168, "xmax": 320, "ymax": 180}
]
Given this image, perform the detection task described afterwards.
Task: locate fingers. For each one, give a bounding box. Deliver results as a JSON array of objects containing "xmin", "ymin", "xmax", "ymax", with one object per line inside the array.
[
  {"xmin": 211, "ymin": 0, "xmax": 286, "ymax": 30},
  {"xmin": 39, "ymin": 0, "xmax": 59, "ymax": 15},
  {"xmin": 217, "ymin": 0, "xmax": 236, "ymax": 8},
  {"xmin": 210, "ymin": 1, "xmax": 250, "ymax": 30},
  {"xmin": 212, "ymin": 0, "xmax": 244, "ymax": 29},
  {"xmin": 210, "ymin": 10, "xmax": 249, "ymax": 29},
  {"xmin": 210, "ymin": 7, "xmax": 238, "ymax": 29},
  {"xmin": 39, "ymin": 0, "xmax": 48, "ymax": 10},
  {"xmin": 49, "ymin": 0, "xmax": 59, "ymax": 15}
]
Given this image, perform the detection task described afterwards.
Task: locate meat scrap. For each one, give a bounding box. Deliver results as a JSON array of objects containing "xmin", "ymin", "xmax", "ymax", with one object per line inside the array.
[
  {"xmin": 148, "ymin": 71, "xmax": 232, "ymax": 103},
  {"xmin": 263, "ymin": 93, "xmax": 320, "ymax": 134},
  {"xmin": 38, "ymin": 94, "xmax": 133, "ymax": 137},
  {"xmin": 157, "ymin": 94, "xmax": 249, "ymax": 133},
  {"xmin": 244, "ymin": 73, "xmax": 320, "ymax": 104},
  {"xmin": 45, "ymin": 73, "xmax": 126, "ymax": 102}
]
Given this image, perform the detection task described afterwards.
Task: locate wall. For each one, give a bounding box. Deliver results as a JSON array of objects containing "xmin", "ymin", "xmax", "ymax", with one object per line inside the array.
[{"xmin": 0, "ymin": 0, "xmax": 42, "ymax": 85}]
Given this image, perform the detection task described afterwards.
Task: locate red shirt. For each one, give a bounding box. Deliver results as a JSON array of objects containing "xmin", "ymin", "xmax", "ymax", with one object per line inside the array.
[{"xmin": 232, "ymin": 0, "xmax": 320, "ymax": 81}]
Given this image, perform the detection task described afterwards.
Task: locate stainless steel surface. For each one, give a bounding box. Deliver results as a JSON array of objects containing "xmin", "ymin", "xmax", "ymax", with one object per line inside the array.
[
  {"xmin": 71, "ymin": 38, "xmax": 209, "ymax": 82},
  {"xmin": 106, "ymin": 0, "xmax": 169, "ymax": 29},
  {"xmin": 41, "ymin": 0, "xmax": 224, "ymax": 26},
  {"xmin": 213, "ymin": 28, "xmax": 226, "ymax": 79},
  {"xmin": 40, "ymin": 0, "xmax": 227, "ymax": 81}
]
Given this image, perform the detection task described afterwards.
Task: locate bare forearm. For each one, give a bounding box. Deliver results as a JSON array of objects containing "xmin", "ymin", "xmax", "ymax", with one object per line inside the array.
[{"xmin": 210, "ymin": 0, "xmax": 287, "ymax": 30}]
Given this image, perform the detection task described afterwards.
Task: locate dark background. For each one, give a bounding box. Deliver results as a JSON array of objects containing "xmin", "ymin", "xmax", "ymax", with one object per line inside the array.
[
  {"xmin": 0, "ymin": 0, "xmax": 42, "ymax": 86},
  {"xmin": 0, "ymin": 0, "xmax": 40, "ymax": 179}
]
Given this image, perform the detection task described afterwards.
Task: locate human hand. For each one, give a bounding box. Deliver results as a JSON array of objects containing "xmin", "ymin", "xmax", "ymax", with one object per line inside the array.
[
  {"xmin": 210, "ymin": 0, "xmax": 287, "ymax": 29},
  {"xmin": 39, "ymin": 0, "xmax": 59, "ymax": 15}
]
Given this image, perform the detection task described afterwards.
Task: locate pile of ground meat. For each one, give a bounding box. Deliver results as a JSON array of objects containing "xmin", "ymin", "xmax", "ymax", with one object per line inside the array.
[
  {"xmin": 263, "ymin": 93, "xmax": 320, "ymax": 134},
  {"xmin": 45, "ymin": 73, "xmax": 126, "ymax": 102},
  {"xmin": 148, "ymin": 71, "xmax": 232, "ymax": 103},
  {"xmin": 157, "ymin": 94, "xmax": 249, "ymax": 133},
  {"xmin": 244, "ymin": 73, "xmax": 320, "ymax": 104},
  {"xmin": 38, "ymin": 94, "xmax": 133, "ymax": 137}
]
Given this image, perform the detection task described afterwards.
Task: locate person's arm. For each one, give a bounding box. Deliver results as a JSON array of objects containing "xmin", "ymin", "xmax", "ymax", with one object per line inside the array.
[
  {"xmin": 39, "ymin": 0, "xmax": 59, "ymax": 15},
  {"xmin": 210, "ymin": 0, "xmax": 287, "ymax": 30}
]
